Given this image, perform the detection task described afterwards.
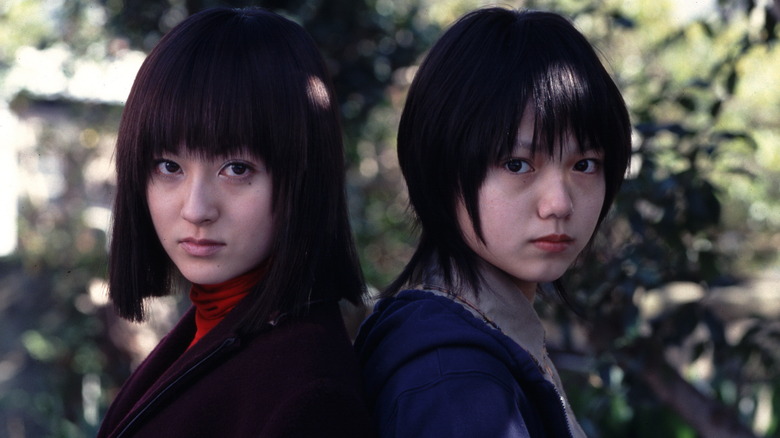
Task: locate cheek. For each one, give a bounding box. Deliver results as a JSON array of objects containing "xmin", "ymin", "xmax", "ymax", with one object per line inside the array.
[
  {"xmin": 145, "ymin": 186, "xmax": 165, "ymax": 229},
  {"xmin": 476, "ymin": 186, "xmax": 525, "ymax": 239},
  {"xmin": 455, "ymin": 183, "xmax": 514, "ymax": 251},
  {"xmin": 240, "ymin": 195, "xmax": 275, "ymax": 245},
  {"xmin": 243, "ymin": 218, "xmax": 275, "ymax": 267},
  {"xmin": 455, "ymin": 204, "xmax": 472, "ymax": 240},
  {"xmin": 455, "ymin": 200, "xmax": 483, "ymax": 253},
  {"xmin": 579, "ymin": 184, "xmax": 606, "ymax": 232}
]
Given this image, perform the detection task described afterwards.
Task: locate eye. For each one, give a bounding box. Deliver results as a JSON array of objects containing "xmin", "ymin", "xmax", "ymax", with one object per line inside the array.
[
  {"xmin": 221, "ymin": 161, "xmax": 253, "ymax": 177},
  {"xmin": 154, "ymin": 159, "xmax": 181, "ymax": 175},
  {"xmin": 573, "ymin": 158, "xmax": 601, "ymax": 174},
  {"xmin": 503, "ymin": 158, "xmax": 533, "ymax": 174}
]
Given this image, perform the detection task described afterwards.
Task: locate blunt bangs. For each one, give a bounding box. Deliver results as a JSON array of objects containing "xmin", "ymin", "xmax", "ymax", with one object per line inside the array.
[{"xmin": 130, "ymin": 9, "xmax": 320, "ymax": 181}]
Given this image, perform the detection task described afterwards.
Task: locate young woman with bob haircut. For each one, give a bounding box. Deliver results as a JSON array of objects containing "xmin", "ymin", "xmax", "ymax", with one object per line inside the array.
[
  {"xmin": 356, "ymin": 7, "xmax": 632, "ymax": 437},
  {"xmin": 98, "ymin": 7, "xmax": 373, "ymax": 437}
]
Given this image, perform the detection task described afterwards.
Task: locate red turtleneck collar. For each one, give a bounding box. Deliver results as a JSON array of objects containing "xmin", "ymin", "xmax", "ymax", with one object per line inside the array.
[{"xmin": 188, "ymin": 265, "xmax": 267, "ymax": 348}]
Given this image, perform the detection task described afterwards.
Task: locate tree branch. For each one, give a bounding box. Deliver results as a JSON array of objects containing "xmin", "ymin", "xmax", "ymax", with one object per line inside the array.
[{"xmin": 616, "ymin": 337, "xmax": 758, "ymax": 438}]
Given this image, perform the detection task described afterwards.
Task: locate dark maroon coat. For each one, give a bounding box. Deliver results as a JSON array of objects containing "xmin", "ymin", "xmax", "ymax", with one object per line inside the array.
[{"xmin": 98, "ymin": 299, "xmax": 374, "ymax": 437}]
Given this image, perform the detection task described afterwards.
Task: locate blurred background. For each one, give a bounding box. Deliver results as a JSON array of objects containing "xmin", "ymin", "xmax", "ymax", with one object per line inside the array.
[{"xmin": 0, "ymin": 0, "xmax": 778, "ymax": 436}]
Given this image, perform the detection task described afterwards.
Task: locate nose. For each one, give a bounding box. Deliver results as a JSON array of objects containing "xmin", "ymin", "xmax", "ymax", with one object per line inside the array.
[
  {"xmin": 537, "ymin": 172, "xmax": 573, "ymax": 219},
  {"xmin": 181, "ymin": 177, "xmax": 219, "ymax": 225}
]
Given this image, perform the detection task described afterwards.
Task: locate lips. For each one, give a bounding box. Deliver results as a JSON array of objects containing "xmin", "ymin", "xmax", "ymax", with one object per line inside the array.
[
  {"xmin": 531, "ymin": 234, "xmax": 574, "ymax": 253},
  {"xmin": 179, "ymin": 238, "xmax": 225, "ymax": 257}
]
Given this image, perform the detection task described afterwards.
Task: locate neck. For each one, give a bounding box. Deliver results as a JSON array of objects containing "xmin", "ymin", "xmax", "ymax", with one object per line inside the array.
[
  {"xmin": 512, "ymin": 280, "xmax": 537, "ymax": 302},
  {"xmin": 192, "ymin": 265, "xmax": 266, "ymax": 294}
]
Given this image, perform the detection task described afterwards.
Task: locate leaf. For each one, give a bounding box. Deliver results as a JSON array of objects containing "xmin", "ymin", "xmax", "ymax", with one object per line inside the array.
[
  {"xmin": 610, "ymin": 12, "xmax": 635, "ymax": 29},
  {"xmin": 764, "ymin": 6, "xmax": 778, "ymax": 43},
  {"xmin": 725, "ymin": 68, "xmax": 738, "ymax": 95},
  {"xmin": 685, "ymin": 180, "xmax": 722, "ymax": 229},
  {"xmin": 723, "ymin": 167, "xmax": 756, "ymax": 177},
  {"xmin": 738, "ymin": 322, "xmax": 764, "ymax": 345},
  {"xmin": 652, "ymin": 302, "xmax": 701, "ymax": 346},
  {"xmin": 709, "ymin": 99, "xmax": 723, "ymax": 117},
  {"xmin": 691, "ymin": 341, "xmax": 708, "ymax": 362},
  {"xmin": 699, "ymin": 20, "xmax": 714, "ymax": 38},
  {"xmin": 701, "ymin": 308, "xmax": 727, "ymax": 347},
  {"xmin": 711, "ymin": 130, "xmax": 759, "ymax": 151},
  {"xmin": 677, "ymin": 95, "xmax": 697, "ymax": 112}
]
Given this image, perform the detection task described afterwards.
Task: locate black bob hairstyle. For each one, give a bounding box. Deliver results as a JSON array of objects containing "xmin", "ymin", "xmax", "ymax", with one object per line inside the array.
[
  {"xmin": 109, "ymin": 7, "xmax": 364, "ymax": 333},
  {"xmin": 387, "ymin": 8, "xmax": 632, "ymax": 296}
]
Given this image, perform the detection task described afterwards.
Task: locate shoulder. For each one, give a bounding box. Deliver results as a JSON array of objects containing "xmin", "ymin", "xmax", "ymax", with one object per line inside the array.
[
  {"xmin": 255, "ymin": 300, "xmax": 357, "ymax": 365},
  {"xmin": 356, "ymin": 290, "xmax": 525, "ymax": 375},
  {"xmin": 241, "ymin": 302, "xmax": 375, "ymax": 436},
  {"xmin": 185, "ymin": 302, "xmax": 372, "ymax": 435},
  {"xmin": 356, "ymin": 290, "xmax": 552, "ymax": 438},
  {"xmin": 357, "ymin": 290, "xmax": 503, "ymax": 350},
  {"xmin": 237, "ymin": 300, "xmax": 362, "ymax": 385},
  {"xmin": 148, "ymin": 301, "xmax": 364, "ymax": 415}
]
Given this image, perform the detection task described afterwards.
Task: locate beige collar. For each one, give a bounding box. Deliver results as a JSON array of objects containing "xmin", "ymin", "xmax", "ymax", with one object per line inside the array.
[{"xmin": 420, "ymin": 260, "xmax": 548, "ymax": 367}]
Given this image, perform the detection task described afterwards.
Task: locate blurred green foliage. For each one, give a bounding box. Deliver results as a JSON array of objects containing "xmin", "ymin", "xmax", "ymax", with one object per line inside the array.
[{"xmin": 0, "ymin": 0, "xmax": 778, "ymax": 437}]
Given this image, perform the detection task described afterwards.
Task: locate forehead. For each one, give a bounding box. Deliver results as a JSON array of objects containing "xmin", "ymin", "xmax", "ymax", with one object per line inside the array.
[
  {"xmin": 162, "ymin": 143, "xmax": 257, "ymax": 158},
  {"xmin": 508, "ymin": 106, "xmax": 601, "ymax": 157},
  {"xmin": 149, "ymin": 134, "xmax": 262, "ymax": 163}
]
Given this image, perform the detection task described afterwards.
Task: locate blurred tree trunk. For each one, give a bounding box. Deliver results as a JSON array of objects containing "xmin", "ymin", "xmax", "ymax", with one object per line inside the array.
[{"xmin": 617, "ymin": 337, "xmax": 758, "ymax": 438}]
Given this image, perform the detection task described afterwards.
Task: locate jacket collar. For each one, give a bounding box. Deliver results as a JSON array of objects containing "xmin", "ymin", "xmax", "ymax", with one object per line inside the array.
[
  {"xmin": 105, "ymin": 299, "xmax": 253, "ymax": 437},
  {"xmin": 418, "ymin": 258, "xmax": 548, "ymax": 368}
]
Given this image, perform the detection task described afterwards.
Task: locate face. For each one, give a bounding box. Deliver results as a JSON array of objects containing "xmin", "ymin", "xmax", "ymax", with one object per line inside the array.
[
  {"xmin": 457, "ymin": 110, "xmax": 605, "ymax": 298},
  {"xmin": 146, "ymin": 149, "xmax": 274, "ymax": 285}
]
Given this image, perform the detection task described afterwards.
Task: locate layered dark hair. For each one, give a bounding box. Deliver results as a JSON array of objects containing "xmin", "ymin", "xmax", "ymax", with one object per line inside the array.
[
  {"xmin": 387, "ymin": 8, "xmax": 632, "ymax": 296},
  {"xmin": 109, "ymin": 7, "xmax": 364, "ymax": 333}
]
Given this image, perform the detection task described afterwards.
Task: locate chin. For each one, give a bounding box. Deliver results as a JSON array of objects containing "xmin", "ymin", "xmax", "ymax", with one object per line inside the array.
[
  {"xmin": 181, "ymin": 271, "xmax": 229, "ymax": 286},
  {"xmin": 520, "ymin": 270, "xmax": 569, "ymax": 285}
]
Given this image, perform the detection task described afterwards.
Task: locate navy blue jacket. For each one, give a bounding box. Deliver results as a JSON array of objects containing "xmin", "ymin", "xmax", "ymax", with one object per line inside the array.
[{"xmin": 355, "ymin": 290, "xmax": 573, "ymax": 437}]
